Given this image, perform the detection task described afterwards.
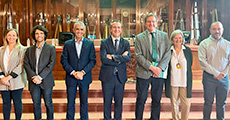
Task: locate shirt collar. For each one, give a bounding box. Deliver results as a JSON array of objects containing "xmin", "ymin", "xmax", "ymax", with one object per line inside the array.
[
  {"xmin": 111, "ymin": 36, "xmax": 120, "ymax": 41},
  {"xmin": 147, "ymin": 30, "xmax": 156, "ymax": 35},
  {"xmin": 209, "ymin": 35, "xmax": 223, "ymax": 42},
  {"xmin": 36, "ymin": 42, "xmax": 45, "ymax": 49},
  {"xmin": 75, "ymin": 37, "xmax": 84, "ymax": 43},
  {"xmin": 171, "ymin": 45, "xmax": 186, "ymax": 50}
]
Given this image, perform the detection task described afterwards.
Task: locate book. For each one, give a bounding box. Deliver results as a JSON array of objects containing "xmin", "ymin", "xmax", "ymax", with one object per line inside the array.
[{"xmin": 152, "ymin": 61, "xmax": 168, "ymax": 79}]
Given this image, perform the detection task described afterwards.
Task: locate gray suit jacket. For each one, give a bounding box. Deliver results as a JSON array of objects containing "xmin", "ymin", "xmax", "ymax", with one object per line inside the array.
[
  {"xmin": 135, "ymin": 29, "xmax": 171, "ymax": 79},
  {"xmin": 0, "ymin": 44, "xmax": 27, "ymax": 90},
  {"xmin": 24, "ymin": 43, "xmax": 56, "ymax": 91}
]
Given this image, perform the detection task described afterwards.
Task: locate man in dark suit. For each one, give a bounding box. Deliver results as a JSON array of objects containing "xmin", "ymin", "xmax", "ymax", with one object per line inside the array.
[
  {"xmin": 24, "ymin": 25, "xmax": 56, "ymax": 120},
  {"xmin": 61, "ymin": 21, "xmax": 96, "ymax": 120},
  {"xmin": 99, "ymin": 19, "xmax": 131, "ymax": 120},
  {"xmin": 135, "ymin": 13, "xmax": 171, "ymax": 120}
]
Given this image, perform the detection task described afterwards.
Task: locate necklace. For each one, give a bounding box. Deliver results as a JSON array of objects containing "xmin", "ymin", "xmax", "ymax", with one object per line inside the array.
[
  {"xmin": 176, "ymin": 63, "xmax": 181, "ymax": 69},
  {"xmin": 175, "ymin": 48, "xmax": 182, "ymax": 69}
]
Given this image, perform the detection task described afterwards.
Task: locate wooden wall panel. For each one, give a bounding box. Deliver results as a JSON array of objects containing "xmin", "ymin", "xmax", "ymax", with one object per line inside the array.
[
  {"xmin": 0, "ymin": 0, "xmax": 6, "ymax": 46},
  {"xmin": 1, "ymin": 0, "xmax": 230, "ymax": 46}
]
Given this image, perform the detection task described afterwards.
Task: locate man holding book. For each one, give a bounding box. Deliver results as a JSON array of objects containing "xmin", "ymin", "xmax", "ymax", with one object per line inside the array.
[{"xmin": 134, "ymin": 13, "xmax": 171, "ymax": 120}]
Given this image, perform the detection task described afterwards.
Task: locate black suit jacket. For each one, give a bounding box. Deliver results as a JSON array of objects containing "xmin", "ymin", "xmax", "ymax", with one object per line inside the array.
[
  {"xmin": 24, "ymin": 43, "xmax": 56, "ymax": 91},
  {"xmin": 99, "ymin": 36, "xmax": 131, "ymax": 84},
  {"xmin": 60, "ymin": 38, "xmax": 96, "ymax": 86}
]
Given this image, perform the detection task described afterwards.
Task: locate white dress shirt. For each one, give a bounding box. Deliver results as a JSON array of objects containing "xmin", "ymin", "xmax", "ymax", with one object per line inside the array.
[
  {"xmin": 111, "ymin": 36, "xmax": 120, "ymax": 48},
  {"xmin": 75, "ymin": 38, "xmax": 83, "ymax": 58}
]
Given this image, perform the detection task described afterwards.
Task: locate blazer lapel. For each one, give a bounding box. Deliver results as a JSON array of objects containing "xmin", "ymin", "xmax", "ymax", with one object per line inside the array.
[
  {"xmin": 71, "ymin": 39, "xmax": 79, "ymax": 59},
  {"xmin": 7, "ymin": 45, "xmax": 19, "ymax": 72},
  {"xmin": 108, "ymin": 36, "xmax": 116, "ymax": 54},
  {"xmin": 0, "ymin": 47, "xmax": 6, "ymax": 73},
  {"xmin": 117, "ymin": 38, "xmax": 124, "ymax": 54},
  {"xmin": 79, "ymin": 38, "xmax": 85, "ymax": 59},
  {"xmin": 143, "ymin": 30, "xmax": 151, "ymax": 55},
  {"xmin": 31, "ymin": 45, "xmax": 37, "ymax": 70}
]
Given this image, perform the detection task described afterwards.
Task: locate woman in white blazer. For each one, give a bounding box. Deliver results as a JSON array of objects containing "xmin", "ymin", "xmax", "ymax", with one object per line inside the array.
[{"xmin": 0, "ymin": 28, "xmax": 27, "ymax": 120}]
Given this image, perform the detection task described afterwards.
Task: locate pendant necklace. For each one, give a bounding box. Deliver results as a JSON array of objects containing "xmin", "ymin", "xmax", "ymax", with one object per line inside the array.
[
  {"xmin": 176, "ymin": 63, "xmax": 181, "ymax": 69},
  {"xmin": 175, "ymin": 49, "xmax": 181, "ymax": 69}
]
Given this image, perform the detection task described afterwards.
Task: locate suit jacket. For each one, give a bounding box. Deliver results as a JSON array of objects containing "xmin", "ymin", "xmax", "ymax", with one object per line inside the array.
[
  {"xmin": 0, "ymin": 44, "xmax": 27, "ymax": 90},
  {"xmin": 99, "ymin": 36, "xmax": 131, "ymax": 84},
  {"xmin": 24, "ymin": 43, "xmax": 56, "ymax": 91},
  {"xmin": 165, "ymin": 45, "xmax": 193, "ymax": 98},
  {"xmin": 60, "ymin": 38, "xmax": 96, "ymax": 86},
  {"xmin": 135, "ymin": 29, "xmax": 171, "ymax": 79}
]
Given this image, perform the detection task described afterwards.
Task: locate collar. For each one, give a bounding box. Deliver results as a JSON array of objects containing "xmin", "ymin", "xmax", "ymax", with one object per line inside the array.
[
  {"xmin": 36, "ymin": 42, "xmax": 45, "ymax": 49},
  {"xmin": 147, "ymin": 30, "xmax": 156, "ymax": 34},
  {"xmin": 111, "ymin": 36, "xmax": 120, "ymax": 41},
  {"xmin": 75, "ymin": 37, "xmax": 84, "ymax": 43},
  {"xmin": 170, "ymin": 45, "xmax": 186, "ymax": 50},
  {"xmin": 209, "ymin": 35, "xmax": 223, "ymax": 42}
]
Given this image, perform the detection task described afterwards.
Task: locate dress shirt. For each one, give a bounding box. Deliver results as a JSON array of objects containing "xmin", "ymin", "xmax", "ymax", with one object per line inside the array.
[
  {"xmin": 170, "ymin": 45, "xmax": 187, "ymax": 87},
  {"xmin": 36, "ymin": 42, "xmax": 45, "ymax": 80},
  {"xmin": 75, "ymin": 38, "xmax": 83, "ymax": 58},
  {"xmin": 111, "ymin": 36, "xmax": 120, "ymax": 50},
  {"xmin": 198, "ymin": 36, "xmax": 230, "ymax": 77}
]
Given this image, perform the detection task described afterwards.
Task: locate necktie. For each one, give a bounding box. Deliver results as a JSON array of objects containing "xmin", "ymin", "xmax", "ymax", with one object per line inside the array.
[
  {"xmin": 151, "ymin": 32, "xmax": 157, "ymax": 61},
  {"xmin": 115, "ymin": 39, "xmax": 118, "ymax": 52}
]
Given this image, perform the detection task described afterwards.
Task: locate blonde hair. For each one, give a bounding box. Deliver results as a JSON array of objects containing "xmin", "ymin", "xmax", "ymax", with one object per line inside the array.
[{"xmin": 3, "ymin": 28, "xmax": 21, "ymax": 47}]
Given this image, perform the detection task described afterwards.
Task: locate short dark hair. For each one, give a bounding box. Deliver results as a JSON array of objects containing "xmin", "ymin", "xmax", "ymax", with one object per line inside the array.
[
  {"xmin": 145, "ymin": 13, "xmax": 158, "ymax": 23},
  {"xmin": 31, "ymin": 25, "xmax": 48, "ymax": 42},
  {"xmin": 110, "ymin": 19, "xmax": 123, "ymax": 28}
]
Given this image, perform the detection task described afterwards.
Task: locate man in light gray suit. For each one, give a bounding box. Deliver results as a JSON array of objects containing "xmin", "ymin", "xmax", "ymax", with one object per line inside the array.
[{"xmin": 135, "ymin": 13, "xmax": 171, "ymax": 120}]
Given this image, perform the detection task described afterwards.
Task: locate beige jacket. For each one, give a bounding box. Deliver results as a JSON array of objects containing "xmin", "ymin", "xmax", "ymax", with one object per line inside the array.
[{"xmin": 0, "ymin": 44, "xmax": 27, "ymax": 91}]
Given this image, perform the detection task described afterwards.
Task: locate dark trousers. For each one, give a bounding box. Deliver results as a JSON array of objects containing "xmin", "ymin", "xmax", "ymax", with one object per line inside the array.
[
  {"xmin": 101, "ymin": 75, "xmax": 125, "ymax": 120},
  {"xmin": 202, "ymin": 71, "xmax": 229, "ymax": 120},
  {"xmin": 135, "ymin": 77, "xmax": 164, "ymax": 120},
  {"xmin": 30, "ymin": 86, "xmax": 54, "ymax": 120},
  {"xmin": 66, "ymin": 82, "xmax": 89, "ymax": 120},
  {"xmin": 1, "ymin": 88, "xmax": 23, "ymax": 120}
]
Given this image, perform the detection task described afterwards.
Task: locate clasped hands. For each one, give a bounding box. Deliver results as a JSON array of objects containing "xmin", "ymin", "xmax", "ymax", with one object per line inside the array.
[
  {"xmin": 106, "ymin": 51, "xmax": 129, "ymax": 60},
  {"xmin": 32, "ymin": 76, "xmax": 42, "ymax": 85},
  {"xmin": 149, "ymin": 65, "xmax": 162, "ymax": 78},
  {"xmin": 72, "ymin": 71, "xmax": 84, "ymax": 80},
  {"xmin": 0, "ymin": 75, "xmax": 12, "ymax": 86}
]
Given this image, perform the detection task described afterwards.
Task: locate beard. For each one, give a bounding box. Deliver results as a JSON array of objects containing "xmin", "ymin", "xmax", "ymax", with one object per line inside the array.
[{"xmin": 212, "ymin": 33, "xmax": 222, "ymax": 40}]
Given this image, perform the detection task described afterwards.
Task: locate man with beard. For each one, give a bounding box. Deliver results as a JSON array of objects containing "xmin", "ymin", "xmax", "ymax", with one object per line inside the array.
[{"xmin": 198, "ymin": 21, "xmax": 230, "ymax": 120}]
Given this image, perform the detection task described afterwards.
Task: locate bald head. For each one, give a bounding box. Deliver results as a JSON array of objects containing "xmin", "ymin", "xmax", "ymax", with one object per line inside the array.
[{"xmin": 210, "ymin": 21, "xmax": 224, "ymax": 40}]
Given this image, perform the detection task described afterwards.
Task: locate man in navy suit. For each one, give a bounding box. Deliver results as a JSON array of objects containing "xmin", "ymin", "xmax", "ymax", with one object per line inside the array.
[
  {"xmin": 99, "ymin": 19, "xmax": 131, "ymax": 120},
  {"xmin": 24, "ymin": 25, "xmax": 56, "ymax": 120},
  {"xmin": 61, "ymin": 21, "xmax": 96, "ymax": 120}
]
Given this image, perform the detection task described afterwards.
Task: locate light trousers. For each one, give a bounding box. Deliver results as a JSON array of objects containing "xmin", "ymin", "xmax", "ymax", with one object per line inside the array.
[{"xmin": 170, "ymin": 86, "xmax": 190, "ymax": 120}]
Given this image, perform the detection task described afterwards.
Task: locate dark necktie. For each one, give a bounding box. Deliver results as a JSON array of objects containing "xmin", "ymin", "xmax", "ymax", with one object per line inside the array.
[
  {"xmin": 114, "ymin": 39, "xmax": 119, "ymax": 75},
  {"xmin": 115, "ymin": 39, "xmax": 118, "ymax": 52},
  {"xmin": 151, "ymin": 32, "xmax": 157, "ymax": 61}
]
